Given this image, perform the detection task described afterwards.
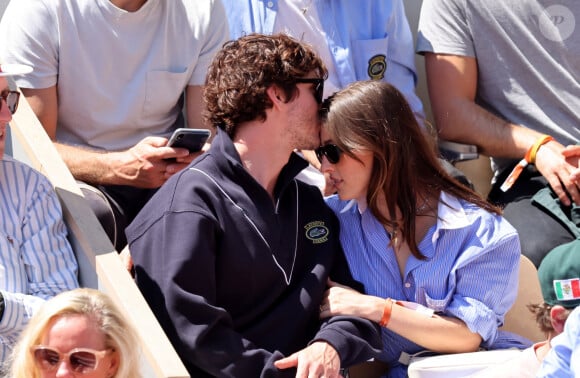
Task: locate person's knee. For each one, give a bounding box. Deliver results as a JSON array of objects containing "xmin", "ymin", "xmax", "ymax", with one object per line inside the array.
[
  {"xmin": 503, "ymin": 201, "xmax": 575, "ymax": 267},
  {"xmin": 518, "ymin": 232, "xmax": 571, "ymax": 267},
  {"xmin": 77, "ymin": 182, "xmax": 120, "ymax": 248}
]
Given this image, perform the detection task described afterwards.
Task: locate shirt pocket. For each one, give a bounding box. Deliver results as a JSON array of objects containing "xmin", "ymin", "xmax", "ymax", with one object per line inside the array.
[
  {"xmin": 143, "ymin": 70, "xmax": 190, "ymax": 119},
  {"xmin": 420, "ymin": 288, "xmax": 452, "ymax": 313},
  {"xmin": 351, "ymin": 37, "xmax": 389, "ymax": 81}
]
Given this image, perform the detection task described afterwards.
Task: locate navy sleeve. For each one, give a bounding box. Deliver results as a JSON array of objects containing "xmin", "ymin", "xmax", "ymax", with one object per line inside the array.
[
  {"xmin": 130, "ymin": 209, "xmax": 296, "ymax": 377},
  {"xmin": 314, "ymin": 225, "xmax": 383, "ymax": 366}
]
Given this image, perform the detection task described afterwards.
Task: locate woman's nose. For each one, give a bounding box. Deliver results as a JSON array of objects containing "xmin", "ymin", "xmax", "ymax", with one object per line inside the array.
[{"xmin": 319, "ymin": 156, "xmax": 333, "ymax": 173}]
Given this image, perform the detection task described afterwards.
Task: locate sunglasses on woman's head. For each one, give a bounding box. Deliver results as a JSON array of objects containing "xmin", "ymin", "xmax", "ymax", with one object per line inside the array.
[
  {"xmin": 294, "ymin": 77, "xmax": 324, "ymax": 104},
  {"xmin": 31, "ymin": 345, "xmax": 111, "ymax": 374},
  {"xmin": 0, "ymin": 90, "xmax": 20, "ymax": 114},
  {"xmin": 315, "ymin": 144, "xmax": 343, "ymax": 164}
]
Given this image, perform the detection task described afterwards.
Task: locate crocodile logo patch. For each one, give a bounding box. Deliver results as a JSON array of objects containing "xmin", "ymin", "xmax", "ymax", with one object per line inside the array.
[{"xmin": 305, "ymin": 221, "xmax": 329, "ymax": 244}]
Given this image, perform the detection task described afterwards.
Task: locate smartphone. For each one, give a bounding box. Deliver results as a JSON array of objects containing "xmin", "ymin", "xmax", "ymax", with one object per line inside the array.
[{"xmin": 167, "ymin": 128, "xmax": 211, "ymax": 152}]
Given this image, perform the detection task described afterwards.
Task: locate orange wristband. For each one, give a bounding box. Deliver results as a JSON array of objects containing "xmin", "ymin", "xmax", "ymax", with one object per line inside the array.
[
  {"xmin": 500, "ymin": 134, "xmax": 553, "ymax": 192},
  {"xmin": 379, "ymin": 298, "xmax": 394, "ymax": 328}
]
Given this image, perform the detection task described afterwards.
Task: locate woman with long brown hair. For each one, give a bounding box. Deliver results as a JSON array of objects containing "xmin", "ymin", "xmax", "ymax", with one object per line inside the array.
[{"xmin": 317, "ymin": 80, "xmax": 524, "ymax": 377}]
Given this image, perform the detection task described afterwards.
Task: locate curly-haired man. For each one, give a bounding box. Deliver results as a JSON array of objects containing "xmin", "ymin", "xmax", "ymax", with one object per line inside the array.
[{"xmin": 127, "ymin": 33, "xmax": 382, "ymax": 378}]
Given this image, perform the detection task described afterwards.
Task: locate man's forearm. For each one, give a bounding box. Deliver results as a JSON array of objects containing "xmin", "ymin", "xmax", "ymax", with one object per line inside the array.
[
  {"xmin": 425, "ymin": 53, "xmax": 551, "ymax": 161},
  {"xmin": 54, "ymin": 141, "xmax": 117, "ymax": 185},
  {"xmin": 435, "ymin": 97, "xmax": 548, "ymax": 160}
]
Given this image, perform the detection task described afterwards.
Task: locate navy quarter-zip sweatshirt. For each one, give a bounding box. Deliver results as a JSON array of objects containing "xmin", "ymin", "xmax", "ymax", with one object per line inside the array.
[{"xmin": 127, "ymin": 129, "xmax": 382, "ymax": 377}]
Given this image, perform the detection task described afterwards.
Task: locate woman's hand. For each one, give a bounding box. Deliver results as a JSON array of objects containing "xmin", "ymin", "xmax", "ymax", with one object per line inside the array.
[{"xmin": 319, "ymin": 279, "xmax": 384, "ymax": 323}]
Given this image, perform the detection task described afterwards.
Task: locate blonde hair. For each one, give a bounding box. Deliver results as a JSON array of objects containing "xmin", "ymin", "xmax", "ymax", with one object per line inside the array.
[{"xmin": 7, "ymin": 288, "xmax": 141, "ymax": 378}]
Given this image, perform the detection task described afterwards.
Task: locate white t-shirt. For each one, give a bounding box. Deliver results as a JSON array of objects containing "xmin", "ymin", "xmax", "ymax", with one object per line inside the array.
[{"xmin": 0, "ymin": 0, "xmax": 228, "ymax": 150}]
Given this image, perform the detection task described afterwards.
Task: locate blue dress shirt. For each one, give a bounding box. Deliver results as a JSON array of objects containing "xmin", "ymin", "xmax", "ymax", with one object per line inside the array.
[
  {"xmin": 325, "ymin": 191, "xmax": 521, "ymax": 377},
  {"xmin": 222, "ymin": 0, "xmax": 424, "ymax": 120}
]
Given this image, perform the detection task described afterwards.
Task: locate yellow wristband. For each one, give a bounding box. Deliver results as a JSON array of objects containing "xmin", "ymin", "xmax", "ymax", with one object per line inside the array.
[{"xmin": 528, "ymin": 135, "xmax": 554, "ymax": 165}]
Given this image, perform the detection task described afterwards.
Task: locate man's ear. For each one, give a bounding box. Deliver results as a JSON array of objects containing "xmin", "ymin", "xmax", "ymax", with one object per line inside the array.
[
  {"xmin": 266, "ymin": 85, "xmax": 285, "ymax": 106},
  {"xmin": 550, "ymin": 305, "xmax": 568, "ymax": 335}
]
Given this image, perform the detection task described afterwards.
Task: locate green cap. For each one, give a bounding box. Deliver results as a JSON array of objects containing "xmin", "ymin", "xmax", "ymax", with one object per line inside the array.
[{"xmin": 538, "ymin": 240, "xmax": 580, "ymax": 309}]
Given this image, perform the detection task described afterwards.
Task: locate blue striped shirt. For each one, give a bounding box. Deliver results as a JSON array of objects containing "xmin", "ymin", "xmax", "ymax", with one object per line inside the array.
[
  {"xmin": 0, "ymin": 157, "xmax": 78, "ymax": 363},
  {"xmin": 325, "ymin": 191, "xmax": 521, "ymax": 377}
]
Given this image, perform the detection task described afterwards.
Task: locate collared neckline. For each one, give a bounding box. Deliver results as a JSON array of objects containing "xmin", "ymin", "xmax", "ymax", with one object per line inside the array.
[
  {"xmin": 435, "ymin": 191, "xmax": 471, "ymax": 230},
  {"xmin": 209, "ymin": 128, "xmax": 308, "ymax": 201},
  {"xmin": 347, "ymin": 191, "xmax": 467, "ymax": 225},
  {"xmin": 343, "ymin": 191, "xmax": 472, "ymax": 245}
]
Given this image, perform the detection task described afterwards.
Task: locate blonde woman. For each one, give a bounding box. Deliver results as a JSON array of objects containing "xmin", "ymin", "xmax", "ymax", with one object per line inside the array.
[{"xmin": 7, "ymin": 288, "xmax": 140, "ymax": 378}]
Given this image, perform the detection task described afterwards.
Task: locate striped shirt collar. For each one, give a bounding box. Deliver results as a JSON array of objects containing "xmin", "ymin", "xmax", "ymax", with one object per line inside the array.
[{"xmin": 345, "ymin": 191, "xmax": 472, "ymax": 231}]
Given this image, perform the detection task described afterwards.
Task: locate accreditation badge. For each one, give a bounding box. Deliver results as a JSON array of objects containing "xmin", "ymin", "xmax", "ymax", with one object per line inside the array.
[{"xmin": 367, "ymin": 54, "xmax": 387, "ymax": 80}]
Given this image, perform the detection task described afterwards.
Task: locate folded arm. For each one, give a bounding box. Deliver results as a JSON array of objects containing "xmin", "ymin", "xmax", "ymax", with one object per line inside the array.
[{"xmin": 321, "ymin": 280, "xmax": 481, "ymax": 353}]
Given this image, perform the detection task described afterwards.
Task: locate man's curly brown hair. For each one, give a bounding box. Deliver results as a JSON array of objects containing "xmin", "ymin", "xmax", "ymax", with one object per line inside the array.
[{"xmin": 203, "ymin": 33, "xmax": 327, "ymax": 137}]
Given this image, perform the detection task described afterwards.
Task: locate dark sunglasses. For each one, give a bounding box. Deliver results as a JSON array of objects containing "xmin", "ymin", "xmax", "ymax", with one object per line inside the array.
[
  {"xmin": 315, "ymin": 144, "xmax": 343, "ymax": 164},
  {"xmin": 31, "ymin": 345, "xmax": 111, "ymax": 374},
  {"xmin": 294, "ymin": 78, "xmax": 324, "ymax": 104},
  {"xmin": 0, "ymin": 90, "xmax": 20, "ymax": 114}
]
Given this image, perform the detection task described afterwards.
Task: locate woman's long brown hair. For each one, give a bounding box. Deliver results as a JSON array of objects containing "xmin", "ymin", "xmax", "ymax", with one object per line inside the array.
[{"xmin": 322, "ymin": 80, "xmax": 501, "ymax": 259}]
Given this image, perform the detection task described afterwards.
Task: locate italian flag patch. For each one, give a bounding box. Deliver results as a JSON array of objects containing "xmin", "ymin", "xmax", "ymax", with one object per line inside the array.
[{"xmin": 554, "ymin": 279, "xmax": 580, "ymax": 301}]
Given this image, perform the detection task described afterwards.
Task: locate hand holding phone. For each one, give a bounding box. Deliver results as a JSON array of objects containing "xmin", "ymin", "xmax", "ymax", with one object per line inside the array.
[{"xmin": 167, "ymin": 128, "xmax": 211, "ymax": 152}]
